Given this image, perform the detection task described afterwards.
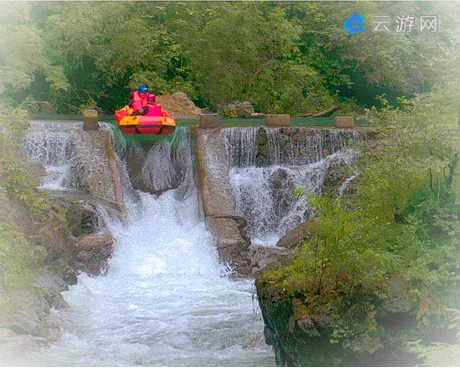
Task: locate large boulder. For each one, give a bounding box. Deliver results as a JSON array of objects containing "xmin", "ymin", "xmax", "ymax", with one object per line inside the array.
[
  {"xmin": 216, "ymin": 101, "xmax": 255, "ymax": 118},
  {"xmin": 0, "ymin": 290, "xmax": 50, "ymax": 336},
  {"xmin": 156, "ymin": 92, "xmax": 202, "ymax": 117},
  {"xmin": 75, "ymin": 228, "xmax": 115, "ymax": 275},
  {"xmin": 248, "ymin": 245, "xmax": 292, "ymax": 276},
  {"xmin": 206, "ymin": 217, "xmax": 249, "ymax": 265},
  {"xmin": 276, "ymin": 219, "xmax": 323, "ymax": 249},
  {"xmin": 255, "ymin": 275, "xmax": 420, "ymax": 367}
]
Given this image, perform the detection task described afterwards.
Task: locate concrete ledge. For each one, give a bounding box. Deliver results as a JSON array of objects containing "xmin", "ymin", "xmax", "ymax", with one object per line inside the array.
[
  {"xmin": 199, "ymin": 114, "xmax": 220, "ymax": 129},
  {"xmin": 265, "ymin": 114, "xmax": 291, "ymax": 127},
  {"xmin": 334, "ymin": 116, "xmax": 355, "ymax": 129},
  {"xmin": 83, "ymin": 109, "xmax": 99, "ymax": 131}
]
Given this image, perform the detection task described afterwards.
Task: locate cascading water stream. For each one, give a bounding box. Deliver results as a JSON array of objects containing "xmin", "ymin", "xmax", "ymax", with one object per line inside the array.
[
  {"xmin": 15, "ymin": 123, "xmax": 274, "ymax": 366},
  {"xmin": 23, "ymin": 121, "xmax": 84, "ymax": 191},
  {"xmin": 224, "ymin": 127, "xmax": 361, "ymax": 245}
]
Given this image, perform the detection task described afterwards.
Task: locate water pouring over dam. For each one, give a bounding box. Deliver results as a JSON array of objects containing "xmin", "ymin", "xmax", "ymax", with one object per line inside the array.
[
  {"xmin": 14, "ymin": 123, "xmax": 274, "ymax": 366},
  {"xmin": 224, "ymin": 127, "xmax": 362, "ymax": 244},
  {"xmin": 10, "ymin": 122, "xmax": 364, "ymax": 366}
]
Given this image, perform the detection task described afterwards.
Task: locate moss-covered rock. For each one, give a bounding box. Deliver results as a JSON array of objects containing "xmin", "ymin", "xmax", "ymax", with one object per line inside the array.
[{"xmin": 256, "ymin": 273, "xmax": 422, "ymax": 366}]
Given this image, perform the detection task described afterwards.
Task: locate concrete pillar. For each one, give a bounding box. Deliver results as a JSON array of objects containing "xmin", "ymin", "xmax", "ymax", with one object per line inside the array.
[
  {"xmin": 83, "ymin": 109, "xmax": 99, "ymax": 131},
  {"xmin": 199, "ymin": 113, "xmax": 220, "ymax": 129},
  {"xmin": 265, "ymin": 114, "xmax": 291, "ymax": 127},
  {"xmin": 334, "ymin": 116, "xmax": 355, "ymax": 129}
]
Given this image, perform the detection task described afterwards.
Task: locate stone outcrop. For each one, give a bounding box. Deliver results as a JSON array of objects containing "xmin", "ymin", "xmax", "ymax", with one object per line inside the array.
[
  {"xmin": 256, "ymin": 275, "xmax": 420, "ymax": 366},
  {"xmin": 216, "ymin": 101, "xmax": 255, "ymax": 118},
  {"xmin": 195, "ymin": 128, "xmax": 250, "ymax": 275},
  {"xmin": 248, "ymin": 245, "xmax": 292, "ymax": 276},
  {"xmin": 276, "ymin": 219, "xmax": 323, "ymax": 249},
  {"xmin": 156, "ymin": 92, "xmax": 202, "ymax": 117},
  {"xmin": 0, "ymin": 192, "xmax": 116, "ymax": 353},
  {"xmin": 0, "ymin": 113, "xmax": 122, "ymax": 356},
  {"xmin": 75, "ymin": 229, "xmax": 115, "ymax": 275}
]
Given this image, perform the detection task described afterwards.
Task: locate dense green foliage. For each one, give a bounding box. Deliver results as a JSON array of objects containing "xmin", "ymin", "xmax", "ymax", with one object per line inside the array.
[
  {"xmin": 0, "ymin": 1, "xmax": 459, "ymax": 362},
  {"xmin": 1, "ymin": 2, "xmax": 459, "ymax": 114},
  {"xmin": 258, "ymin": 33, "xmax": 460, "ymax": 361},
  {"xmin": 0, "ymin": 107, "xmax": 47, "ymax": 290},
  {"xmin": 407, "ymin": 308, "xmax": 460, "ymax": 366}
]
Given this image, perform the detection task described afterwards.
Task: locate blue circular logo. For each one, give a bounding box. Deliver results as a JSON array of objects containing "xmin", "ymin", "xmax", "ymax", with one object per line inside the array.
[{"xmin": 344, "ymin": 14, "xmax": 367, "ymax": 34}]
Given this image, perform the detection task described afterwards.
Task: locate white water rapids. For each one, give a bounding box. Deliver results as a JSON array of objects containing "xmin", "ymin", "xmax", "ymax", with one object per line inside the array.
[
  {"xmin": 13, "ymin": 123, "xmax": 274, "ymax": 366},
  {"xmin": 224, "ymin": 127, "xmax": 361, "ymax": 245}
]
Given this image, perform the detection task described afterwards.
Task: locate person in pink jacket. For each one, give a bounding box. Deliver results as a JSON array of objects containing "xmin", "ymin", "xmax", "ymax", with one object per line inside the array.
[{"xmin": 129, "ymin": 85, "xmax": 156, "ymax": 115}]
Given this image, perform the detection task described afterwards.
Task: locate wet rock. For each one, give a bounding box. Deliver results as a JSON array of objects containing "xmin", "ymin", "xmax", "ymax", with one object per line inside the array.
[
  {"xmin": 196, "ymin": 128, "xmax": 255, "ymax": 276},
  {"xmin": 248, "ymin": 245, "xmax": 292, "ymax": 276},
  {"xmin": 276, "ymin": 219, "xmax": 322, "ymax": 249},
  {"xmin": 31, "ymin": 271, "xmax": 70, "ymax": 310},
  {"xmin": 206, "ymin": 217, "xmax": 249, "ymax": 265},
  {"xmin": 70, "ymin": 130, "xmax": 124, "ymax": 208},
  {"xmin": 196, "ymin": 129, "xmax": 239, "ymax": 218},
  {"xmin": 32, "ymin": 271, "xmax": 67, "ymax": 293},
  {"xmin": 255, "ymin": 127, "xmax": 269, "ymax": 167},
  {"xmin": 75, "ymin": 228, "xmax": 115, "ymax": 275},
  {"xmin": 322, "ymin": 153, "xmax": 356, "ymax": 196},
  {"xmin": 66, "ymin": 201, "xmax": 99, "ymax": 236},
  {"xmin": 382, "ymin": 278, "xmax": 411, "ymax": 314},
  {"xmin": 39, "ymin": 318, "xmax": 63, "ymax": 342},
  {"xmin": 38, "ymin": 327, "xmax": 62, "ymax": 342},
  {"xmin": 75, "ymin": 229, "xmax": 114, "ymax": 250},
  {"xmin": 0, "ymin": 290, "xmax": 49, "ymax": 336},
  {"xmin": 47, "ymin": 259, "xmax": 78, "ymax": 286}
]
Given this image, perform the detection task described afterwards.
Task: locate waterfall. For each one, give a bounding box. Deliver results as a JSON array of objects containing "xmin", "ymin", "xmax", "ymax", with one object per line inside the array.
[
  {"xmin": 224, "ymin": 127, "xmax": 258, "ymax": 168},
  {"xmin": 224, "ymin": 127, "xmax": 361, "ymax": 244},
  {"xmin": 15, "ymin": 122, "xmax": 274, "ymax": 367},
  {"xmin": 23, "ymin": 121, "xmax": 84, "ymax": 191},
  {"xmin": 224, "ymin": 127, "xmax": 362, "ymax": 168}
]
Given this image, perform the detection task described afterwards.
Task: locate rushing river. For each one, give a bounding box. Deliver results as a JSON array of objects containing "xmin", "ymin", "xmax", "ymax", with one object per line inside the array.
[{"xmin": 12, "ymin": 122, "xmax": 275, "ymax": 366}]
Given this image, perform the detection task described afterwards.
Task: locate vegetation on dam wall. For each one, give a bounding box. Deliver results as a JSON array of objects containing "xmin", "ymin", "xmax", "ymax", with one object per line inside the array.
[{"xmin": 256, "ymin": 78, "xmax": 460, "ymax": 365}]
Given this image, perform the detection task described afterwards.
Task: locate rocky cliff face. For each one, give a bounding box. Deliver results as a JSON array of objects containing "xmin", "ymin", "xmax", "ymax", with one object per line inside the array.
[
  {"xmin": 0, "ymin": 121, "xmax": 124, "ymax": 357},
  {"xmin": 0, "ymin": 188, "xmax": 118, "ymax": 356},
  {"xmin": 255, "ymin": 275, "xmax": 421, "ymax": 366}
]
